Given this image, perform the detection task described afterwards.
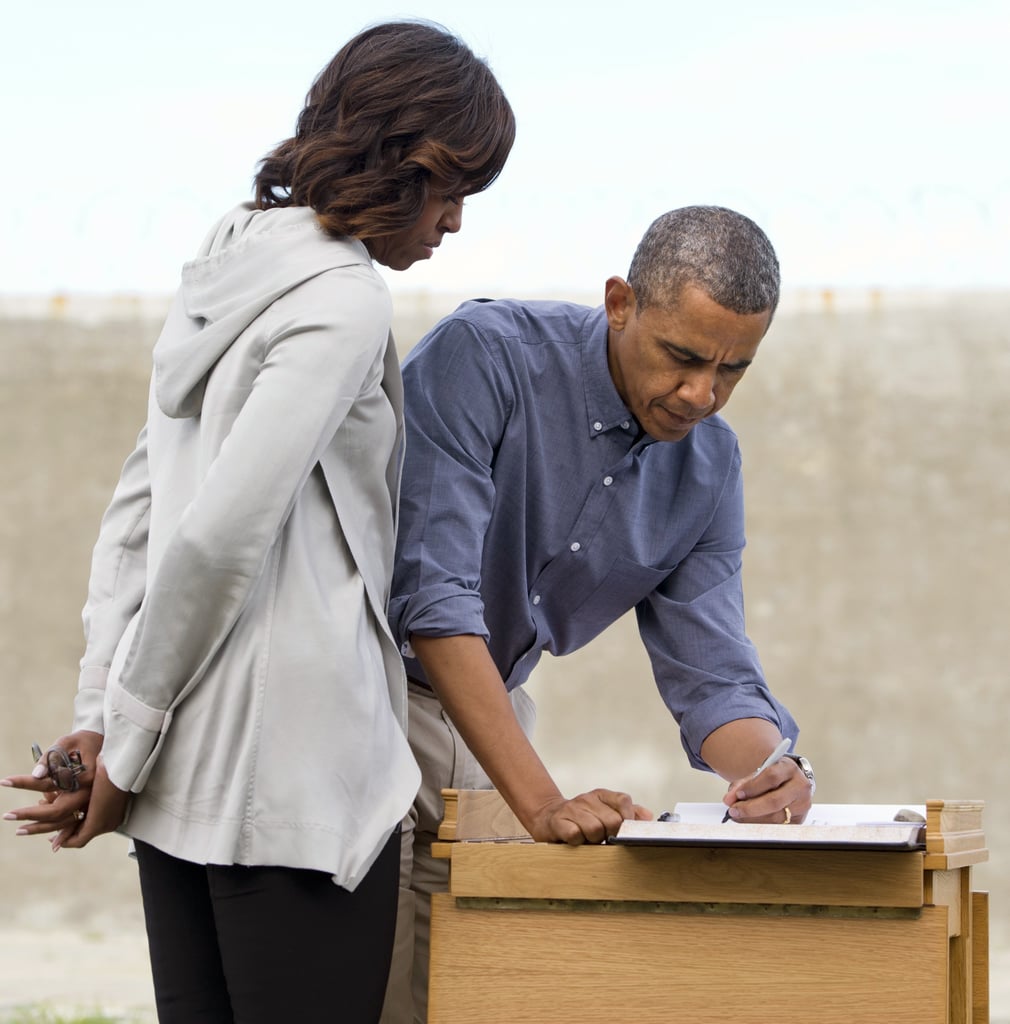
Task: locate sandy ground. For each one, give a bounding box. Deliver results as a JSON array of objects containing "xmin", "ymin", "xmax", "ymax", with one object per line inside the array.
[
  {"xmin": 0, "ymin": 927, "xmax": 1007, "ymax": 1022},
  {"xmin": 0, "ymin": 927, "xmax": 155, "ymax": 1021}
]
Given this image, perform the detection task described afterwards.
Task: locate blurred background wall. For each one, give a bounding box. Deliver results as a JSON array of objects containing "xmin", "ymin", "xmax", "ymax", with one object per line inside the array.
[{"xmin": 1, "ymin": 287, "xmax": 1007, "ymax": 953}]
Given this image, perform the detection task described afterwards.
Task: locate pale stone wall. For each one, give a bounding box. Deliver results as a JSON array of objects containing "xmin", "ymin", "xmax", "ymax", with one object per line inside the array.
[{"xmin": 1, "ymin": 290, "xmax": 1007, "ymax": 957}]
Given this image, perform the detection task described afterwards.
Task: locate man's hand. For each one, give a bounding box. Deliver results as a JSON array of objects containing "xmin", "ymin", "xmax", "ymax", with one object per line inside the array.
[
  {"xmin": 701, "ymin": 719, "xmax": 814, "ymax": 824},
  {"xmin": 527, "ymin": 788, "xmax": 653, "ymax": 844},
  {"xmin": 721, "ymin": 757, "xmax": 814, "ymax": 823}
]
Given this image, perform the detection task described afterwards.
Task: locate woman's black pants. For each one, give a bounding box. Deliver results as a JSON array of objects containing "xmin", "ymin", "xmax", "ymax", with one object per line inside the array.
[{"xmin": 134, "ymin": 830, "xmax": 399, "ymax": 1024}]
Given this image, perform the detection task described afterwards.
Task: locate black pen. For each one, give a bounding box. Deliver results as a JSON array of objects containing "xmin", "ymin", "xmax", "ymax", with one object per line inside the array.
[{"xmin": 722, "ymin": 738, "xmax": 792, "ymax": 823}]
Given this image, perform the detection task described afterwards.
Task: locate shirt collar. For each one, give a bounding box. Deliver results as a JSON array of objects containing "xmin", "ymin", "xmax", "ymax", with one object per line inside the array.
[{"xmin": 581, "ymin": 306, "xmax": 639, "ymax": 441}]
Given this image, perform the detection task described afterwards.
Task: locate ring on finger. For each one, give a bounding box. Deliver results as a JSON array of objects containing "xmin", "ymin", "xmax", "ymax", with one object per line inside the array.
[{"xmin": 74, "ymin": 811, "xmax": 85, "ymax": 822}]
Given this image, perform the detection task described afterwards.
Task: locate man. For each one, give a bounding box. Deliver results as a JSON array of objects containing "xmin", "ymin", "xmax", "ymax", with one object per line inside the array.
[{"xmin": 381, "ymin": 206, "xmax": 815, "ymax": 1022}]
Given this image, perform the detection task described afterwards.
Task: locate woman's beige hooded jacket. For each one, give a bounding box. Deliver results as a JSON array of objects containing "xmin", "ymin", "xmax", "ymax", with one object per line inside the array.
[{"xmin": 72, "ymin": 204, "xmax": 420, "ymax": 890}]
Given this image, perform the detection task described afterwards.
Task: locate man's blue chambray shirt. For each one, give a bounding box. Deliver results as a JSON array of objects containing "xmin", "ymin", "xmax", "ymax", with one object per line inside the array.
[{"xmin": 388, "ymin": 298, "xmax": 798, "ymax": 769}]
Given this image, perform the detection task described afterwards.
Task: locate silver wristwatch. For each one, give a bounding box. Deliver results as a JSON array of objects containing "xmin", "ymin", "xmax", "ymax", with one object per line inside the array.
[{"xmin": 785, "ymin": 753, "xmax": 816, "ymax": 793}]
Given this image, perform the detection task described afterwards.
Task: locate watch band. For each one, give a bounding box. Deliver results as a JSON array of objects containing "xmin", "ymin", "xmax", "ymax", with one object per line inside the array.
[{"xmin": 785, "ymin": 753, "xmax": 816, "ymax": 793}]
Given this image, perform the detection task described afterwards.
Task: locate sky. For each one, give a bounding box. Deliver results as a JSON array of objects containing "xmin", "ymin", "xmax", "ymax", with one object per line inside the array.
[{"xmin": 3, "ymin": 0, "xmax": 1008, "ymax": 298}]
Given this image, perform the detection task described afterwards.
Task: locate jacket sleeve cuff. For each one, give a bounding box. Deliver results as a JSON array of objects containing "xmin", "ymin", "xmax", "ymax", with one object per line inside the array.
[
  {"xmin": 101, "ymin": 684, "xmax": 172, "ymax": 793},
  {"xmin": 72, "ymin": 665, "xmax": 109, "ymax": 734}
]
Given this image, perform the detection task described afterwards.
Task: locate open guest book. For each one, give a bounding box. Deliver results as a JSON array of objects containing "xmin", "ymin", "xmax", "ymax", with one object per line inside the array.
[
  {"xmin": 611, "ymin": 802, "xmax": 930, "ymax": 850},
  {"xmin": 432, "ymin": 791, "xmax": 988, "ymax": 1024},
  {"xmin": 437, "ymin": 789, "xmax": 985, "ymax": 861}
]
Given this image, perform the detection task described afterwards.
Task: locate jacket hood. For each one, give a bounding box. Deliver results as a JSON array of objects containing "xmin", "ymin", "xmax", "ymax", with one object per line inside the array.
[{"xmin": 153, "ymin": 204, "xmax": 373, "ymax": 418}]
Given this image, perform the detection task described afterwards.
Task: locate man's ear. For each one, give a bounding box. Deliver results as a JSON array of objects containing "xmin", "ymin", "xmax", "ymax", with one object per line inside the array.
[{"xmin": 604, "ymin": 276, "xmax": 636, "ymax": 331}]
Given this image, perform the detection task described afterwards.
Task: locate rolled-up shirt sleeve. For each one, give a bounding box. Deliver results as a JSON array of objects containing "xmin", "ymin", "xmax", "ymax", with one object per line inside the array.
[{"xmin": 637, "ymin": 448, "xmax": 798, "ymax": 769}]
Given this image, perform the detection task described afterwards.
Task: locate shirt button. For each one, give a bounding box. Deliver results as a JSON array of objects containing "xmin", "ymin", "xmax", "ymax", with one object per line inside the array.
[
  {"xmin": 621, "ymin": 421, "xmax": 630, "ymax": 430},
  {"xmin": 532, "ymin": 594, "xmax": 542, "ymax": 606},
  {"xmin": 603, "ymin": 475, "xmax": 614, "ymax": 486},
  {"xmin": 570, "ymin": 542, "xmax": 581, "ymax": 552},
  {"xmin": 593, "ymin": 421, "xmax": 603, "ymax": 431}
]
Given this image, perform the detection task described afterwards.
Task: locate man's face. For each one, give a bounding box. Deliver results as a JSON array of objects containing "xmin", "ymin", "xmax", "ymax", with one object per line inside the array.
[{"xmin": 605, "ymin": 279, "xmax": 771, "ymax": 442}]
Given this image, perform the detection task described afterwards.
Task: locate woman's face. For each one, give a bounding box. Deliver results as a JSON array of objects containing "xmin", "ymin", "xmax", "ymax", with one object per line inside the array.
[{"xmin": 366, "ymin": 192, "xmax": 464, "ymax": 271}]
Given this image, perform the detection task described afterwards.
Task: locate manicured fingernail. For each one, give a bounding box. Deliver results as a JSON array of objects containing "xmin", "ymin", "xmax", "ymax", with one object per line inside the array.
[
  {"xmin": 32, "ymin": 765, "xmax": 47, "ymax": 779},
  {"xmin": 3, "ymin": 813, "xmax": 16, "ymax": 821},
  {"xmin": 15, "ymin": 828, "xmax": 28, "ymax": 836},
  {"xmin": 728, "ymin": 807, "xmax": 741, "ymax": 820},
  {"xmin": 0, "ymin": 779, "xmax": 12, "ymax": 787}
]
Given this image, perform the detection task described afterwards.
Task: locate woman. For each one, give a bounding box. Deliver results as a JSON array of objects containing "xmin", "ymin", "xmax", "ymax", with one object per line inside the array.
[{"xmin": 2, "ymin": 20, "xmax": 514, "ymax": 1022}]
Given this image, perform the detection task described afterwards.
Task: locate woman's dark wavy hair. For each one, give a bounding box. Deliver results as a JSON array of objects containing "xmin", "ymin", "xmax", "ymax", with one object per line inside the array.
[{"xmin": 253, "ymin": 21, "xmax": 515, "ymax": 241}]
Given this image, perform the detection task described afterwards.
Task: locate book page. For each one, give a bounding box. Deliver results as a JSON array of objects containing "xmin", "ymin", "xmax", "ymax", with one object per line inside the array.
[
  {"xmin": 668, "ymin": 802, "xmax": 926, "ymax": 825},
  {"xmin": 612, "ymin": 818, "xmax": 925, "ymax": 849},
  {"xmin": 612, "ymin": 802, "xmax": 928, "ymax": 849}
]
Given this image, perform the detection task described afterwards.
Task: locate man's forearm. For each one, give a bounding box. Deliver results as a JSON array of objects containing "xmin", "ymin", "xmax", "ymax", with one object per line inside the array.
[
  {"xmin": 410, "ymin": 633, "xmax": 565, "ymax": 833},
  {"xmin": 700, "ymin": 717, "xmax": 787, "ymax": 782}
]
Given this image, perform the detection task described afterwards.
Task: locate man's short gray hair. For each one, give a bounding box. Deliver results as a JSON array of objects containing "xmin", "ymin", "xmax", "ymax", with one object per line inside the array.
[{"xmin": 627, "ymin": 206, "xmax": 780, "ymax": 318}]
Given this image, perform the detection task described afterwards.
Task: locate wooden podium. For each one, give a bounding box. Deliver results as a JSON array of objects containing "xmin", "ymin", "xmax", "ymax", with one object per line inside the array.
[{"xmin": 428, "ymin": 791, "xmax": 989, "ymax": 1024}]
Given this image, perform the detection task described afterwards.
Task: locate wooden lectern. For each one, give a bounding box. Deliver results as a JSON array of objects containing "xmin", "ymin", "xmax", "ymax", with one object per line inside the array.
[{"xmin": 428, "ymin": 791, "xmax": 989, "ymax": 1024}]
